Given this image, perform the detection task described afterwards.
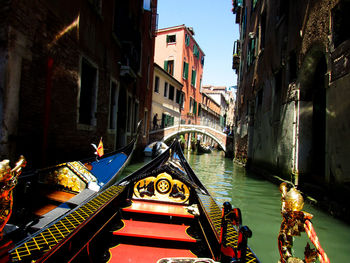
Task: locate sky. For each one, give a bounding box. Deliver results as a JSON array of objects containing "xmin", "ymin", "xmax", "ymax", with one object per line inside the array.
[{"xmin": 156, "ymin": 0, "xmax": 240, "ymax": 88}]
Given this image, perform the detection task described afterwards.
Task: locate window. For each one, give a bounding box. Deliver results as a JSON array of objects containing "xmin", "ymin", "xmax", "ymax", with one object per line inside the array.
[
  {"xmin": 164, "ymin": 82, "xmax": 168, "ymax": 97},
  {"xmin": 143, "ymin": 0, "xmax": 151, "ymax": 10},
  {"xmin": 193, "ymin": 44, "xmax": 199, "ymax": 58},
  {"xmin": 332, "ymin": 1, "xmax": 350, "ymax": 48},
  {"xmin": 201, "ymin": 56, "xmax": 205, "ymax": 66},
  {"xmin": 161, "ymin": 113, "xmax": 174, "ymax": 128},
  {"xmin": 193, "ymin": 101, "xmax": 197, "ymax": 115},
  {"xmin": 251, "ymin": 0, "xmax": 258, "ymax": 12},
  {"xmin": 169, "ymin": 85, "xmax": 174, "ymax": 100},
  {"xmin": 191, "ymin": 69, "xmax": 197, "ymax": 87},
  {"xmin": 185, "ymin": 34, "xmax": 190, "ymax": 46},
  {"xmin": 189, "ymin": 97, "xmax": 194, "ymax": 113},
  {"xmin": 164, "ymin": 60, "xmax": 174, "ymax": 75},
  {"xmin": 181, "ymin": 92, "xmax": 185, "ymax": 109},
  {"xmin": 166, "ymin": 34, "xmax": 176, "ymax": 44},
  {"xmin": 183, "ymin": 61, "xmax": 189, "ymax": 79},
  {"xmin": 109, "ymin": 81, "xmax": 119, "ymax": 130},
  {"xmin": 79, "ymin": 58, "xmax": 98, "ymax": 126},
  {"xmin": 176, "ymin": 90, "xmax": 182, "ymax": 104},
  {"xmin": 154, "ymin": 76, "xmax": 159, "ymax": 93},
  {"xmin": 247, "ymin": 37, "xmax": 256, "ymax": 67}
]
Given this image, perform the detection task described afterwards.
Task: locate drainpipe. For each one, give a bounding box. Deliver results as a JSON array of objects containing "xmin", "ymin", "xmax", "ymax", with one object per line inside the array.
[{"xmin": 292, "ymin": 86, "xmax": 300, "ymax": 186}]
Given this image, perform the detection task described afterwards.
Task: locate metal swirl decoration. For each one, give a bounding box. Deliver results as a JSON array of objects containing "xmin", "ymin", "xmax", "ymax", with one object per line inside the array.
[
  {"xmin": 277, "ymin": 183, "xmax": 330, "ymax": 263},
  {"xmin": 0, "ymin": 156, "xmax": 26, "ymax": 237}
]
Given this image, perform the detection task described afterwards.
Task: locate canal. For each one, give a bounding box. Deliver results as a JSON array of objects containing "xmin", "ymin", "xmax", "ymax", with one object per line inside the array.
[{"xmin": 121, "ymin": 150, "xmax": 350, "ymax": 263}]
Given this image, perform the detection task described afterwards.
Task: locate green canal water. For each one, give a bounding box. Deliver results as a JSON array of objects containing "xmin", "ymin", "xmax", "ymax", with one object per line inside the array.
[{"xmin": 120, "ymin": 150, "xmax": 350, "ymax": 263}]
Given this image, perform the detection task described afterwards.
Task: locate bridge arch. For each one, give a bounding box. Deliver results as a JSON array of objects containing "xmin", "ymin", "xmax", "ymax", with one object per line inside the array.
[{"xmin": 161, "ymin": 125, "xmax": 227, "ymax": 152}]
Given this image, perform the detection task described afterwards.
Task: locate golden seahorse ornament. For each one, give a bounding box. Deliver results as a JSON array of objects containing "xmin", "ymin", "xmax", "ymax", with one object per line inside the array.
[{"xmin": 0, "ymin": 156, "xmax": 26, "ymax": 238}]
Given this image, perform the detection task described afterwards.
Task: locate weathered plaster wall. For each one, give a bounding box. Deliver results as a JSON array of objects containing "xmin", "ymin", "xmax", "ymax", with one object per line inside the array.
[{"xmin": 327, "ymin": 73, "xmax": 350, "ymax": 185}]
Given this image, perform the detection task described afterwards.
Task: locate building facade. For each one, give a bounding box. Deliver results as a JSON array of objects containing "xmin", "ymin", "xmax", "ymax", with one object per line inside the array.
[
  {"xmin": 0, "ymin": 0, "xmax": 158, "ymax": 167},
  {"xmin": 199, "ymin": 93, "xmax": 221, "ymax": 130},
  {"xmin": 201, "ymin": 85, "xmax": 229, "ymax": 131},
  {"xmin": 154, "ymin": 25, "xmax": 205, "ymax": 125},
  {"xmin": 152, "ymin": 63, "xmax": 183, "ymax": 130},
  {"xmin": 232, "ymin": 0, "xmax": 350, "ymax": 198}
]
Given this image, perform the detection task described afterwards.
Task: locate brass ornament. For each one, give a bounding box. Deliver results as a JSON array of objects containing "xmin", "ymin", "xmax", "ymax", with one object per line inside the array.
[
  {"xmin": 0, "ymin": 156, "xmax": 26, "ymax": 237},
  {"xmin": 278, "ymin": 183, "xmax": 318, "ymax": 263},
  {"xmin": 133, "ymin": 172, "xmax": 190, "ymax": 203}
]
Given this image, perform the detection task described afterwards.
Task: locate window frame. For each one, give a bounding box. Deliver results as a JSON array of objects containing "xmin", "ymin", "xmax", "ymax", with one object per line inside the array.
[
  {"xmin": 154, "ymin": 76, "xmax": 160, "ymax": 93},
  {"xmin": 164, "ymin": 82, "xmax": 168, "ymax": 97},
  {"xmin": 191, "ymin": 69, "xmax": 197, "ymax": 87},
  {"xmin": 169, "ymin": 85, "xmax": 175, "ymax": 101},
  {"xmin": 78, "ymin": 57, "xmax": 99, "ymax": 127},
  {"xmin": 166, "ymin": 34, "xmax": 176, "ymax": 44},
  {"xmin": 108, "ymin": 79, "xmax": 119, "ymax": 131}
]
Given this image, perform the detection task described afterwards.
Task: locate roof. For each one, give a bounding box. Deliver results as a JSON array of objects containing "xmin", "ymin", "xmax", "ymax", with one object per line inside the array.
[{"xmin": 156, "ymin": 25, "xmax": 205, "ymax": 56}]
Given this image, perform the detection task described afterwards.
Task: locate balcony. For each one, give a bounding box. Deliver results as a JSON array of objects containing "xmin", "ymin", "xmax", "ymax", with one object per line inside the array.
[
  {"xmin": 232, "ymin": 54, "xmax": 240, "ymax": 72},
  {"xmin": 232, "ymin": 40, "xmax": 241, "ymax": 73}
]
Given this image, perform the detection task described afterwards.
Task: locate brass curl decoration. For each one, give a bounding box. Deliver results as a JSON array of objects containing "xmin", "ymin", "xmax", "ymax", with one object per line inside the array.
[
  {"xmin": 277, "ymin": 182, "xmax": 318, "ymax": 263},
  {"xmin": 0, "ymin": 156, "xmax": 26, "ymax": 238}
]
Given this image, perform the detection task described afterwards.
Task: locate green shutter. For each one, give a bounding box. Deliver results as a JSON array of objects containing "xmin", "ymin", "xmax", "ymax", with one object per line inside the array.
[
  {"xmin": 183, "ymin": 62, "xmax": 189, "ymax": 79},
  {"xmin": 164, "ymin": 60, "xmax": 168, "ymax": 71},
  {"xmin": 191, "ymin": 70, "xmax": 196, "ymax": 86},
  {"xmin": 193, "ymin": 101, "xmax": 197, "ymax": 114}
]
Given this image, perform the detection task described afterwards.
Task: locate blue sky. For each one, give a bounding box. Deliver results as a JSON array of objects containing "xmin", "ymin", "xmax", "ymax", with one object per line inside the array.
[{"xmin": 157, "ymin": 0, "xmax": 240, "ymax": 88}]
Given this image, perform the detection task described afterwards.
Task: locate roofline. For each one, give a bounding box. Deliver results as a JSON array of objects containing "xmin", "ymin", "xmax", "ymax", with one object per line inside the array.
[
  {"xmin": 156, "ymin": 25, "xmax": 206, "ymax": 56},
  {"xmin": 201, "ymin": 92, "xmax": 221, "ymax": 108}
]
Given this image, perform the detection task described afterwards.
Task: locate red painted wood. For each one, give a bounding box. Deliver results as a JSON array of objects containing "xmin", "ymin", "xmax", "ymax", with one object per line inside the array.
[
  {"xmin": 122, "ymin": 200, "xmax": 194, "ymax": 218},
  {"xmin": 108, "ymin": 244, "xmax": 196, "ymax": 263},
  {"xmin": 113, "ymin": 220, "xmax": 196, "ymax": 242}
]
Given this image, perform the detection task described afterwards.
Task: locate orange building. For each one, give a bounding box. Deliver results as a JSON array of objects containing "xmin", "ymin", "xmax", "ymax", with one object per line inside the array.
[{"xmin": 154, "ymin": 25, "xmax": 205, "ymax": 125}]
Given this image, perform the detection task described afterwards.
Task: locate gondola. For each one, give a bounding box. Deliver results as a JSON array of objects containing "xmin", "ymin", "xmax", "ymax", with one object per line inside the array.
[
  {"xmin": 1, "ymin": 139, "xmax": 260, "ymax": 263},
  {"xmin": 144, "ymin": 141, "xmax": 169, "ymax": 158},
  {"xmin": 196, "ymin": 141, "xmax": 212, "ymax": 154},
  {"xmin": 4, "ymin": 138, "xmax": 136, "ymax": 240}
]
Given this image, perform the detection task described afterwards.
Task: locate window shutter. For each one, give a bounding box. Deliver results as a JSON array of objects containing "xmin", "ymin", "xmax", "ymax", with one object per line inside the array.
[
  {"xmin": 164, "ymin": 60, "xmax": 168, "ymax": 71},
  {"xmin": 191, "ymin": 70, "xmax": 196, "ymax": 87},
  {"xmin": 185, "ymin": 62, "xmax": 189, "ymax": 79}
]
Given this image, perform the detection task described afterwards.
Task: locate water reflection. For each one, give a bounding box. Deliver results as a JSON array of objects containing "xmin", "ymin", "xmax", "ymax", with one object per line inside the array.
[{"xmin": 121, "ymin": 150, "xmax": 350, "ymax": 262}]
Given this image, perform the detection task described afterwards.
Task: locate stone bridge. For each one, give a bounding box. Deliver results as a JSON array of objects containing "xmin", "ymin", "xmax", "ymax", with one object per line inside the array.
[{"xmin": 148, "ymin": 125, "xmax": 234, "ymax": 156}]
